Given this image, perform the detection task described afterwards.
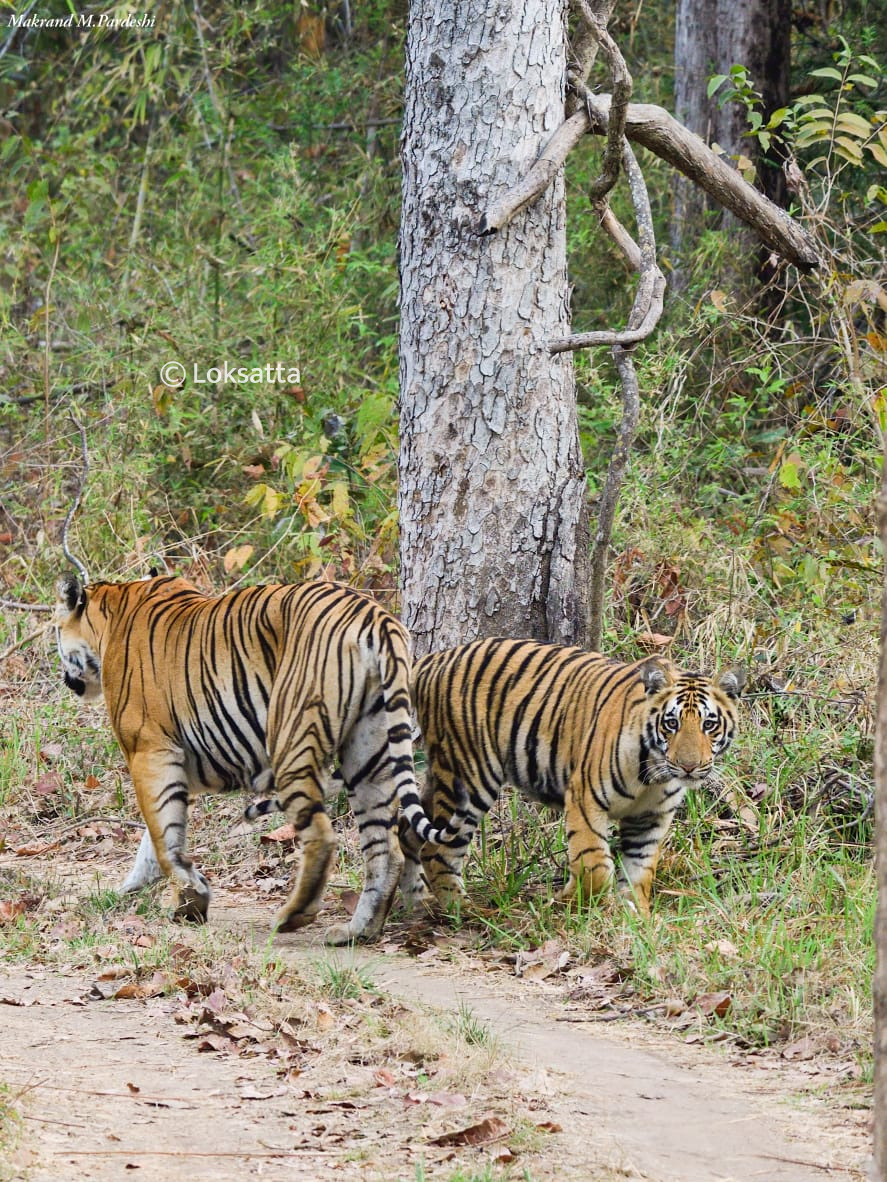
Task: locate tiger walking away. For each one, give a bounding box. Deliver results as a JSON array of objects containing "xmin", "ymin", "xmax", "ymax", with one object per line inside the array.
[
  {"xmin": 54, "ymin": 573, "xmax": 463, "ymax": 945},
  {"xmin": 403, "ymin": 637, "xmax": 744, "ymax": 917}
]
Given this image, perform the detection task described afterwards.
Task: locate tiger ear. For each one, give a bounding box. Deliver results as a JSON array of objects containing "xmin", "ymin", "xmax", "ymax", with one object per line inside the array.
[
  {"xmin": 638, "ymin": 659, "xmax": 674, "ymax": 695},
  {"xmin": 56, "ymin": 574, "xmax": 87, "ymax": 616},
  {"xmin": 717, "ymin": 667, "xmax": 746, "ymax": 700}
]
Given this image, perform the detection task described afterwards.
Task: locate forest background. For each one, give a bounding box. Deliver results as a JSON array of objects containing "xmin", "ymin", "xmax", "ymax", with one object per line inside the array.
[{"xmin": 0, "ymin": 0, "xmax": 885, "ymax": 1168}]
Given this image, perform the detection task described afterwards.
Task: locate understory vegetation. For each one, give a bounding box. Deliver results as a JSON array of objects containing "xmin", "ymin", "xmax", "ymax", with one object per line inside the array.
[{"xmin": 0, "ymin": 0, "xmax": 884, "ymax": 1151}]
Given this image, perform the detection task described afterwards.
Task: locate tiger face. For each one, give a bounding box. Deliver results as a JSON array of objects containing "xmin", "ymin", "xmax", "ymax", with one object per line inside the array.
[
  {"xmin": 638, "ymin": 663, "xmax": 744, "ymax": 785},
  {"xmin": 55, "ymin": 574, "xmax": 103, "ymax": 700}
]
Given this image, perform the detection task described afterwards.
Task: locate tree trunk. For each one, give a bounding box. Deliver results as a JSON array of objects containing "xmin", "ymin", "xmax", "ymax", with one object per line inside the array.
[
  {"xmin": 671, "ymin": 0, "xmax": 790, "ymax": 278},
  {"xmin": 398, "ymin": 0, "xmax": 589, "ymax": 657},
  {"xmin": 874, "ymin": 443, "xmax": 887, "ymax": 1177}
]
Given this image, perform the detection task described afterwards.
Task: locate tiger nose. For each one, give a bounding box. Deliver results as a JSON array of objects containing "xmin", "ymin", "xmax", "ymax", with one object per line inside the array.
[{"xmin": 679, "ymin": 760, "xmax": 699, "ymax": 774}]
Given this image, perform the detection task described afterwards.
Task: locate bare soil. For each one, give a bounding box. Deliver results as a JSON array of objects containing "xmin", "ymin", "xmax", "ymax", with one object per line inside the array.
[{"xmin": 0, "ymin": 843, "xmax": 872, "ymax": 1182}]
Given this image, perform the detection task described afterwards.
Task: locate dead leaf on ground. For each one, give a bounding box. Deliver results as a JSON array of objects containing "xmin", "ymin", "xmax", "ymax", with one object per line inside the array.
[
  {"xmin": 704, "ymin": 939, "xmax": 739, "ymax": 958},
  {"xmin": 114, "ymin": 971, "xmax": 170, "ymax": 1000},
  {"xmin": 0, "ymin": 899, "xmax": 27, "ymax": 922},
  {"xmin": 782, "ymin": 1036, "xmax": 816, "ymax": 1061},
  {"xmin": 695, "ymin": 990, "xmax": 733, "ymax": 1018},
  {"xmin": 14, "ymin": 840, "xmax": 61, "ymax": 856},
  {"xmin": 430, "ymin": 1115, "xmax": 510, "ymax": 1147},
  {"xmin": 260, "ymin": 823, "xmax": 298, "ymax": 844},
  {"xmin": 404, "ymin": 1090, "xmax": 467, "ymax": 1108}
]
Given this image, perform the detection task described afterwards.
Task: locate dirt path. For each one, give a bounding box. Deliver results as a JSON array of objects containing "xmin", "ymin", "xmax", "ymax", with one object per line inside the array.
[{"xmin": 1, "ymin": 862, "xmax": 871, "ymax": 1182}]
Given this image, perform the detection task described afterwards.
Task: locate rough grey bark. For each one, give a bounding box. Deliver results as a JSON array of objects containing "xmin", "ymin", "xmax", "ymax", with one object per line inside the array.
[
  {"xmin": 398, "ymin": 0, "xmax": 588, "ymax": 656},
  {"xmin": 671, "ymin": 0, "xmax": 791, "ymax": 273}
]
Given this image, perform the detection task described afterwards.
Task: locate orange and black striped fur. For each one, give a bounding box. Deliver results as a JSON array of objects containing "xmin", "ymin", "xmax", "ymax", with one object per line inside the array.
[
  {"xmin": 402, "ymin": 638, "xmax": 744, "ymax": 917},
  {"xmin": 54, "ymin": 574, "xmax": 461, "ymax": 944}
]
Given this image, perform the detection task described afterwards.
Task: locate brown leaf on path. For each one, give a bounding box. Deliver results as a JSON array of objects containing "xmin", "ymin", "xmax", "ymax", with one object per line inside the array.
[
  {"xmin": 260, "ymin": 823, "xmax": 298, "ymax": 843},
  {"xmin": 430, "ymin": 1115, "xmax": 510, "ymax": 1147},
  {"xmin": 196, "ymin": 1032, "xmax": 235, "ymax": 1053},
  {"xmin": 30, "ymin": 771, "xmax": 62, "ymax": 797},
  {"xmin": 114, "ymin": 971, "xmax": 170, "ymax": 1000},
  {"xmin": 373, "ymin": 1067, "xmax": 397, "ymax": 1087},
  {"xmin": 695, "ymin": 990, "xmax": 732, "ymax": 1018},
  {"xmin": 0, "ymin": 899, "xmax": 26, "ymax": 922},
  {"xmin": 782, "ymin": 1035, "xmax": 815, "ymax": 1061},
  {"xmin": 339, "ymin": 889, "xmax": 360, "ymax": 915},
  {"xmin": 14, "ymin": 840, "xmax": 60, "ymax": 856}
]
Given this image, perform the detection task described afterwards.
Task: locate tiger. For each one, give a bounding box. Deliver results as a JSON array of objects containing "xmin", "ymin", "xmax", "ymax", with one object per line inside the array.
[
  {"xmin": 399, "ymin": 637, "xmax": 744, "ymax": 918},
  {"xmin": 54, "ymin": 573, "xmax": 464, "ymax": 945}
]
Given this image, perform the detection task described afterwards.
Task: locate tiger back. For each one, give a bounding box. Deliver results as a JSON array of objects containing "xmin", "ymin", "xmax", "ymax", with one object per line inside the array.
[
  {"xmin": 404, "ymin": 637, "xmax": 743, "ymax": 917},
  {"xmin": 55, "ymin": 573, "xmax": 460, "ymax": 945}
]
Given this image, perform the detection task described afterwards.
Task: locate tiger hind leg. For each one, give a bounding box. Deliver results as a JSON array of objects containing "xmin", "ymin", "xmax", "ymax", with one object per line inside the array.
[
  {"xmin": 271, "ymin": 768, "xmax": 338, "ymax": 935},
  {"xmin": 321, "ymin": 730, "xmax": 407, "ymax": 946},
  {"xmin": 418, "ymin": 767, "xmax": 480, "ymax": 910},
  {"xmin": 120, "ymin": 826, "xmax": 164, "ymax": 893},
  {"xmin": 129, "ymin": 750, "xmax": 210, "ymax": 923}
]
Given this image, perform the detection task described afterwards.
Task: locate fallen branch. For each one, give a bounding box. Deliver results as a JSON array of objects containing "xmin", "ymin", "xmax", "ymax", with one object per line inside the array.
[
  {"xmin": 0, "ymin": 623, "xmax": 51, "ymax": 658},
  {"xmin": 0, "ymin": 600, "xmax": 52, "ymax": 614}
]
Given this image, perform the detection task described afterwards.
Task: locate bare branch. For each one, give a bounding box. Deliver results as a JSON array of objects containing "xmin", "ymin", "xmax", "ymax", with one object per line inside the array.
[
  {"xmin": 479, "ymin": 112, "xmax": 588, "ymax": 234},
  {"xmin": 584, "ymin": 89, "xmax": 820, "ymax": 271},
  {"xmin": 478, "ymin": 89, "xmax": 820, "ymax": 272},
  {"xmin": 550, "ymin": 96, "xmax": 666, "ymax": 354},
  {"xmin": 575, "ymin": 0, "xmax": 631, "ymax": 202},
  {"xmin": 62, "ymin": 415, "xmax": 90, "ymax": 585},
  {"xmin": 565, "ymin": 0, "xmax": 616, "ymax": 115},
  {"xmin": 594, "ymin": 203, "xmax": 641, "ymax": 269},
  {"xmin": 588, "ymin": 346, "xmax": 641, "ymax": 648},
  {"xmin": 0, "ymin": 600, "xmax": 53, "ymax": 614}
]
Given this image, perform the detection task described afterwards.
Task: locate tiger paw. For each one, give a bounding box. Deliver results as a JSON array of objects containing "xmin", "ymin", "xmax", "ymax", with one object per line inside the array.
[
  {"xmin": 275, "ymin": 909, "xmax": 317, "ymax": 934},
  {"xmin": 172, "ymin": 886, "xmax": 210, "ymax": 924}
]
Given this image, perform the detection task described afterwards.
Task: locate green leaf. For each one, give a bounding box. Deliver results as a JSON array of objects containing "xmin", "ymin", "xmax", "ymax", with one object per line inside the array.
[
  {"xmin": 834, "ymin": 111, "xmax": 873, "ymax": 137},
  {"xmin": 809, "ymin": 67, "xmax": 844, "ymax": 81},
  {"xmin": 847, "ymin": 73, "xmax": 879, "ymax": 88},
  {"xmin": 779, "ymin": 460, "xmax": 802, "ymax": 491},
  {"xmin": 707, "ymin": 74, "xmax": 729, "ymax": 98}
]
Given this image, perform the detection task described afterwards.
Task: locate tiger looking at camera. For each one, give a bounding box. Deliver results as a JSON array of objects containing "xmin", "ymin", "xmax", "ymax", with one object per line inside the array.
[{"xmin": 400, "ymin": 637, "xmax": 744, "ymax": 917}]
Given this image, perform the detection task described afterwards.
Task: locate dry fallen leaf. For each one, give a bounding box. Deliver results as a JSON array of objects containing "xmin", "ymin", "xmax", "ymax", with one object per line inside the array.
[
  {"xmin": 260, "ymin": 824, "xmax": 298, "ymax": 844},
  {"xmin": 430, "ymin": 1115, "xmax": 510, "ymax": 1147},
  {"xmin": 695, "ymin": 990, "xmax": 732, "ymax": 1018},
  {"xmin": 0, "ymin": 899, "xmax": 27, "ymax": 923},
  {"xmin": 14, "ymin": 840, "xmax": 60, "ymax": 857}
]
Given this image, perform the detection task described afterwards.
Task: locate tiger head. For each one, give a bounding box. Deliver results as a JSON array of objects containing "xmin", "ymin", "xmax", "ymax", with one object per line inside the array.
[
  {"xmin": 55, "ymin": 574, "xmax": 104, "ymax": 700},
  {"xmin": 637, "ymin": 660, "xmax": 744, "ymax": 784}
]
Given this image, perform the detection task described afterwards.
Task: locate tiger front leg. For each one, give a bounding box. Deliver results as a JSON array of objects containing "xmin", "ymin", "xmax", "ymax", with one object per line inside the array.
[
  {"xmin": 129, "ymin": 750, "xmax": 210, "ymax": 923},
  {"xmin": 559, "ymin": 779, "xmax": 615, "ymax": 906},
  {"xmin": 617, "ymin": 808, "xmax": 675, "ymax": 918}
]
